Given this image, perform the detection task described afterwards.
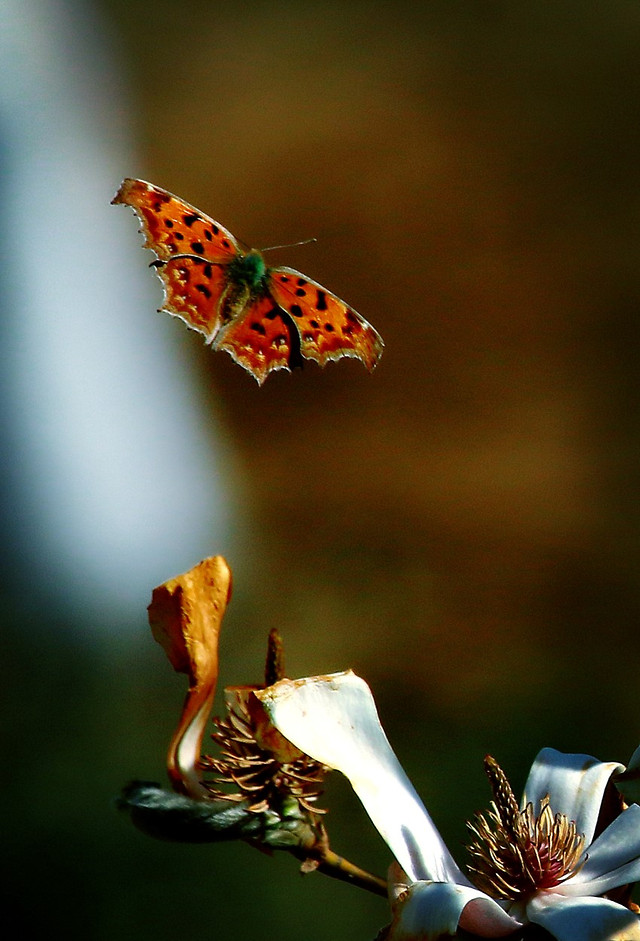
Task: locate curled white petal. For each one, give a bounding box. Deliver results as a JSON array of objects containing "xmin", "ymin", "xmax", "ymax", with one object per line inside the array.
[
  {"xmin": 257, "ymin": 671, "xmax": 465, "ymax": 884},
  {"xmin": 522, "ymin": 748, "xmax": 623, "ymax": 844},
  {"xmin": 627, "ymin": 745, "xmax": 640, "ymax": 770},
  {"xmin": 559, "ymin": 804, "xmax": 640, "ymax": 896},
  {"xmin": 387, "ymin": 881, "xmax": 520, "ymax": 940},
  {"xmin": 616, "ymin": 744, "xmax": 640, "ymax": 806},
  {"xmin": 526, "ymin": 893, "xmax": 640, "ymax": 941}
]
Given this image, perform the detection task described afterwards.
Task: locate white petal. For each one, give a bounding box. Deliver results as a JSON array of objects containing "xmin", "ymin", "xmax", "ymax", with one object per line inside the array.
[
  {"xmin": 522, "ymin": 748, "xmax": 623, "ymax": 844},
  {"xmin": 559, "ymin": 804, "xmax": 640, "ymax": 896},
  {"xmin": 628, "ymin": 745, "xmax": 640, "ymax": 770},
  {"xmin": 257, "ymin": 671, "xmax": 466, "ymax": 884},
  {"xmin": 526, "ymin": 893, "xmax": 640, "ymax": 941},
  {"xmin": 615, "ymin": 745, "xmax": 640, "ymax": 805},
  {"xmin": 387, "ymin": 881, "xmax": 520, "ymax": 940}
]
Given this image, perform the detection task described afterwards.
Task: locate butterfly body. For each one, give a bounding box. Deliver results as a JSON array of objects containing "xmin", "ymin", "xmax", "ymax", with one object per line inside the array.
[{"xmin": 113, "ymin": 178, "xmax": 384, "ymax": 384}]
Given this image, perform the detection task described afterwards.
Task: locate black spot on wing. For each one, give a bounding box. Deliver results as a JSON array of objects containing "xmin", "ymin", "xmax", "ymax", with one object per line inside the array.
[{"xmin": 183, "ymin": 213, "xmax": 199, "ymax": 227}]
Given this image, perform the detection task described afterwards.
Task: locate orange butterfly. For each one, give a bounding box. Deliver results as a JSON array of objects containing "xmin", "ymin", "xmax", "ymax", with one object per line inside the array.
[{"xmin": 113, "ymin": 179, "xmax": 384, "ymax": 384}]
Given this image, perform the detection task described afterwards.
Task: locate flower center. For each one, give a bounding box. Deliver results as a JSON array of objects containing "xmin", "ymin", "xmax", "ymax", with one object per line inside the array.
[
  {"xmin": 465, "ymin": 756, "xmax": 586, "ymax": 900},
  {"xmin": 200, "ymin": 628, "xmax": 327, "ymax": 814}
]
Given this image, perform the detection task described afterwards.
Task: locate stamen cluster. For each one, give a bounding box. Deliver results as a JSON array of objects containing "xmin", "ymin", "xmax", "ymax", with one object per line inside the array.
[
  {"xmin": 201, "ymin": 695, "xmax": 327, "ymax": 814},
  {"xmin": 466, "ymin": 756, "xmax": 586, "ymax": 900},
  {"xmin": 201, "ymin": 628, "xmax": 327, "ymax": 814}
]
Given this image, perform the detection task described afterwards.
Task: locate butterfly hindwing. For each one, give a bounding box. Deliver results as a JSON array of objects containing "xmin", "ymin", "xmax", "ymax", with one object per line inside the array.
[
  {"xmin": 156, "ymin": 257, "xmax": 230, "ymax": 337},
  {"xmin": 215, "ymin": 294, "xmax": 295, "ymax": 384}
]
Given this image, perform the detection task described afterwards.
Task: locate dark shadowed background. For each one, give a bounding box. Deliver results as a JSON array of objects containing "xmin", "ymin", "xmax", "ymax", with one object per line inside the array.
[{"xmin": 4, "ymin": 1, "xmax": 640, "ymax": 938}]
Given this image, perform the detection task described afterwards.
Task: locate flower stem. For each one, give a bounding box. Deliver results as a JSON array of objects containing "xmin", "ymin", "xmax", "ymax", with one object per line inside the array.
[
  {"xmin": 293, "ymin": 825, "xmax": 388, "ymax": 897},
  {"xmin": 313, "ymin": 845, "xmax": 388, "ymax": 896}
]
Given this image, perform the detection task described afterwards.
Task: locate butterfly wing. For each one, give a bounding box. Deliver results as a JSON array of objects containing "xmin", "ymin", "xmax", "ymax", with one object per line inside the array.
[
  {"xmin": 112, "ymin": 178, "xmax": 239, "ymax": 338},
  {"xmin": 114, "ymin": 179, "xmax": 384, "ymax": 381},
  {"xmin": 215, "ymin": 294, "xmax": 299, "ymax": 385},
  {"xmin": 268, "ymin": 267, "xmax": 384, "ymax": 372}
]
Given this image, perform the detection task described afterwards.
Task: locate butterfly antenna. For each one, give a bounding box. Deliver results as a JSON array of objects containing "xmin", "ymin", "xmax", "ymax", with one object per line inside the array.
[
  {"xmin": 260, "ymin": 237, "xmax": 318, "ymax": 254},
  {"xmin": 149, "ymin": 254, "xmax": 224, "ymax": 268}
]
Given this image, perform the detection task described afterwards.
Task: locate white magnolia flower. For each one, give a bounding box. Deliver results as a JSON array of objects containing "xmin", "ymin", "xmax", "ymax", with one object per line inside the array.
[{"xmin": 257, "ymin": 671, "xmax": 640, "ymax": 940}]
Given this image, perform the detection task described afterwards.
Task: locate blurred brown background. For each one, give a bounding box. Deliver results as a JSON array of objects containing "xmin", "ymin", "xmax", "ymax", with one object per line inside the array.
[{"xmin": 5, "ymin": 1, "xmax": 640, "ymax": 938}]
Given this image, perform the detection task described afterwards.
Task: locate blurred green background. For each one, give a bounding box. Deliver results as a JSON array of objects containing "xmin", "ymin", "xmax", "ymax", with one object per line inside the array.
[{"xmin": 4, "ymin": 1, "xmax": 640, "ymax": 938}]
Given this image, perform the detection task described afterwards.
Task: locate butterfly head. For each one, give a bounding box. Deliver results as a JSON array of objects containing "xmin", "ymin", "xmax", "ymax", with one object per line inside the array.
[{"xmin": 228, "ymin": 249, "xmax": 268, "ymax": 293}]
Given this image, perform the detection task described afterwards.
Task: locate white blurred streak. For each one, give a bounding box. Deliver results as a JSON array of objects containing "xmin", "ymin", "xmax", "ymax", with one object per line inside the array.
[{"xmin": 0, "ymin": 0, "xmax": 239, "ymax": 629}]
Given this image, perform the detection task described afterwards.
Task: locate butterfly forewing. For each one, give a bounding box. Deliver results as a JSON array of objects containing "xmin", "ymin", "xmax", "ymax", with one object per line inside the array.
[
  {"xmin": 268, "ymin": 267, "xmax": 384, "ymax": 372},
  {"xmin": 112, "ymin": 179, "xmax": 240, "ymax": 263}
]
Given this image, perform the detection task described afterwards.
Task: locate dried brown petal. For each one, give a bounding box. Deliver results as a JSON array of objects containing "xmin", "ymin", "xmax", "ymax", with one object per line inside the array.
[{"xmin": 148, "ymin": 555, "xmax": 232, "ymax": 798}]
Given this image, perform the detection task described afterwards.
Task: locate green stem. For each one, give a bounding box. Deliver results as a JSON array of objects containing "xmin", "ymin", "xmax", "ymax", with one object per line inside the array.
[
  {"xmin": 291, "ymin": 824, "xmax": 388, "ymax": 897},
  {"xmin": 312, "ymin": 844, "xmax": 388, "ymax": 897}
]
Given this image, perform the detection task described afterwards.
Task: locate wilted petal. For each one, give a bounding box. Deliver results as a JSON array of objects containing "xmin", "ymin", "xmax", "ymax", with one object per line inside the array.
[
  {"xmin": 559, "ymin": 804, "xmax": 640, "ymax": 897},
  {"xmin": 147, "ymin": 555, "xmax": 232, "ymax": 798},
  {"xmin": 257, "ymin": 671, "xmax": 465, "ymax": 884},
  {"xmin": 526, "ymin": 893, "xmax": 640, "ymax": 941},
  {"xmin": 522, "ymin": 748, "xmax": 623, "ymax": 845},
  {"xmin": 387, "ymin": 881, "xmax": 520, "ymax": 940}
]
